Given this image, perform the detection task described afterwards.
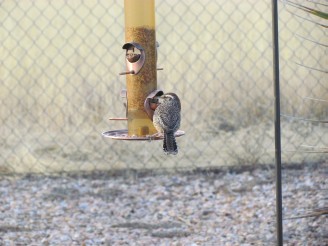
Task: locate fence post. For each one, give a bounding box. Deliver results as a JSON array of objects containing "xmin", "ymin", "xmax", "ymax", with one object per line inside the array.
[{"xmin": 272, "ymin": 0, "xmax": 283, "ymax": 245}]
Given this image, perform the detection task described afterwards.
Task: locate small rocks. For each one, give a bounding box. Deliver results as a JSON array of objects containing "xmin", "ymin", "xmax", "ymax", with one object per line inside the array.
[
  {"xmin": 0, "ymin": 164, "xmax": 326, "ymax": 245},
  {"xmin": 151, "ymin": 229, "xmax": 191, "ymax": 238}
]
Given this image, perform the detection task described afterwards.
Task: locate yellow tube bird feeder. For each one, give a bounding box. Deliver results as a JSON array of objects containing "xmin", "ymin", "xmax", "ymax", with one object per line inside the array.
[
  {"xmin": 124, "ymin": 0, "xmax": 157, "ymax": 136},
  {"xmin": 103, "ymin": 0, "xmax": 184, "ymax": 141}
]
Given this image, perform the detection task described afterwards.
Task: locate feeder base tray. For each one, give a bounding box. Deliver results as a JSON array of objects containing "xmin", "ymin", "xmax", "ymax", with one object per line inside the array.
[{"xmin": 102, "ymin": 129, "xmax": 185, "ymax": 141}]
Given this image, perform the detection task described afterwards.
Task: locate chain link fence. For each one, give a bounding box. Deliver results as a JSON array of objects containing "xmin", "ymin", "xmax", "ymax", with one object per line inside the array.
[
  {"xmin": 0, "ymin": 0, "xmax": 327, "ymax": 174},
  {"xmin": 0, "ymin": 1, "xmax": 327, "ymax": 245}
]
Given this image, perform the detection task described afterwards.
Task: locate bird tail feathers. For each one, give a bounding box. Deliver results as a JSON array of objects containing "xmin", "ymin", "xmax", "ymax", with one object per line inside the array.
[{"xmin": 163, "ymin": 132, "xmax": 178, "ymax": 155}]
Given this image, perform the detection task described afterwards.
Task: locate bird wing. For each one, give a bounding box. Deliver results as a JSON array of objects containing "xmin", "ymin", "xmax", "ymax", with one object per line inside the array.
[{"xmin": 161, "ymin": 110, "xmax": 180, "ymax": 132}]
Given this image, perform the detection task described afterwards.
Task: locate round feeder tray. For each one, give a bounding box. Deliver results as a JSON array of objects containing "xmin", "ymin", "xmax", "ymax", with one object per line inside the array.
[{"xmin": 102, "ymin": 129, "xmax": 185, "ymax": 141}]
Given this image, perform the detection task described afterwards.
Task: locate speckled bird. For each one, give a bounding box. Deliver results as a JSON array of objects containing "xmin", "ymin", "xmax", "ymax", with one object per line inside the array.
[{"xmin": 153, "ymin": 93, "xmax": 181, "ymax": 155}]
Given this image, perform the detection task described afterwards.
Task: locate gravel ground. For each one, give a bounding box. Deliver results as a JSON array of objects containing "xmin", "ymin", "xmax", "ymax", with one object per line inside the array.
[{"xmin": 0, "ymin": 163, "xmax": 327, "ymax": 245}]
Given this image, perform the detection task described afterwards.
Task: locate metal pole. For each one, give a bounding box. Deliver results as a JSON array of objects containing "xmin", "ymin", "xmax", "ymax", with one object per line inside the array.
[{"xmin": 272, "ymin": 0, "xmax": 283, "ymax": 245}]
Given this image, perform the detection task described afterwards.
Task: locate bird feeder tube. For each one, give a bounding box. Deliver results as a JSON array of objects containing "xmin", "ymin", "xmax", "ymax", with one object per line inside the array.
[
  {"xmin": 124, "ymin": 0, "xmax": 157, "ymax": 137},
  {"xmin": 102, "ymin": 0, "xmax": 184, "ymax": 141}
]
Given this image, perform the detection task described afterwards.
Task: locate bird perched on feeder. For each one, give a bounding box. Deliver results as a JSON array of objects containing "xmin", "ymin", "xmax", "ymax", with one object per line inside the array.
[{"xmin": 153, "ymin": 93, "xmax": 181, "ymax": 155}]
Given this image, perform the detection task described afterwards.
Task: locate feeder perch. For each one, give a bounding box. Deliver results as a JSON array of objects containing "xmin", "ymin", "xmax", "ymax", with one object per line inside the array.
[{"xmin": 103, "ymin": 0, "xmax": 184, "ymax": 141}]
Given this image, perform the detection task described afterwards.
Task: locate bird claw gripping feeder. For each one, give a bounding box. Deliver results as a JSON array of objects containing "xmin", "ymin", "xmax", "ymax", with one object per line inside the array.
[{"xmin": 102, "ymin": 0, "xmax": 184, "ymax": 141}]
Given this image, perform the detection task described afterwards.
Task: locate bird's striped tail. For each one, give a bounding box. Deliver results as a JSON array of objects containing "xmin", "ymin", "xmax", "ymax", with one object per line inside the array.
[{"xmin": 163, "ymin": 132, "xmax": 178, "ymax": 155}]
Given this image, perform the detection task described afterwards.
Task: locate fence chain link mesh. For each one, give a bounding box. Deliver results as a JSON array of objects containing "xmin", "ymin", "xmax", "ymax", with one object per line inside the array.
[
  {"xmin": 0, "ymin": 1, "xmax": 327, "ymax": 245},
  {"xmin": 0, "ymin": 0, "xmax": 326, "ymax": 174}
]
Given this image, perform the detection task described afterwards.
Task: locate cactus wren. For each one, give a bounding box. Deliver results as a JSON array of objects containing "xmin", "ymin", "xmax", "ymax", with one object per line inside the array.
[{"xmin": 153, "ymin": 93, "xmax": 181, "ymax": 155}]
